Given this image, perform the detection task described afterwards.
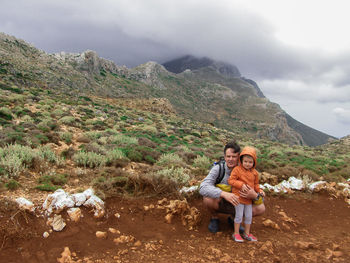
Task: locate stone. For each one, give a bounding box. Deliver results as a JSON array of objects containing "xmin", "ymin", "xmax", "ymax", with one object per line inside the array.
[
  {"xmin": 57, "ymin": 247, "xmax": 72, "ymax": 263},
  {"xmin": 51, "ymin": 214, "xmax": 66, "ymax": 231},
  {"xmin": 134, "ymin": 240, "xmax": 142, "ymax": 247},
  {"xmin": 262, "ymin": 219, "xmax": 280, "ymax": 230},
  {"xmin": 295, "ymin": 241, "xmax": 316, "ymax": 249},
  {"xmin": 165, "ymin": 213, "xmax": 173, "ymax": 224},
  {"xmin": 67, "ymin": 208, "xmax": 81, "ymax": 222},
  {"xmin": 83, "ymin": 194, "xmax": 105, "ymax": 218},
  {"xmin": 96, "ymin": 231, "xmax": 108, "ymax": 239},
  {"xmin": 16, "ymin": 197, "xmax": 35, "ymax": 213},
  {"xmin": 43, "ymin": 232, "xmax": 50, "ymax": 238},
  {"xmin": 71, "ymin": 193, "xmax": 87, "ymax": 206},
  {"xmin": 108, "ymin": 228, "xmax": 120, "ymax": 234},
  {"xmin": 43, "ymin": 189, "xmax": 75, "ymax": 215},
  {"xmin": 260, "ymin": 241, "xmax": 274, "ymax": 254}
]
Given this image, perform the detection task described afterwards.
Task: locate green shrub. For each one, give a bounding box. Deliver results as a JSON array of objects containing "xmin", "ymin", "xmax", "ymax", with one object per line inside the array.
[
  {"xmin": 59, "ymin": 132, "xmax": 73, "ymax": 144},
  {"xmin": 0, "ymin": 107, "xmax": 13, "ymax": 120},
  {"xmin": 156, "ymin": 153, "xmax": 184, "ymax": 168},
  {"xmin": 5, "ymin": 179, "xmax": 20, "ymax": 190},
  {"xmin": 35, "ymin": 183, "xmax": 59, "ymax": 192},
  {"xmin": 109, "ymin": 134, "xmax": 138, "ymax": 146},
  {"xmin": 73, "ymin": 151, "xmax": 106, "ymax": 168},
  {"xmin": 193, "ymin": 155, "xmax": 211, "ymax": 170},
  {"xmin": 38, "ymin": 174, "xmax": 68, "ymax": 185},
  {"xmin": 37, "ymin": 145, "xmax": 62, "ymax": 164},
  {"xmin": 105, "ymin": 149, "xmax": 127, "ymax": 165},
  {"xmin": 124, "ymin": 149, "xmax": 143, "ymax": 162},
  {"xmin": 155, "ymin": 167, "xmax": 191, "ymax": 186},
  {"xmin": 59, "ymin": 116, "xmax": 76, "ymax": 125},
  {"xmin": 0, "ymin": 144, "xmax": 37, "ymax": 178}
]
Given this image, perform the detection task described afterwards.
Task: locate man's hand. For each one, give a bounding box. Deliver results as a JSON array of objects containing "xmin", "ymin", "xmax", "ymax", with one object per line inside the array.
[
  {"xmin": 239, "ymin": 185, "xmax": 258, "ymax": 200},
  {"xmin": 220, "ymin": 191, "xmax": 239, "ymax": 206}
]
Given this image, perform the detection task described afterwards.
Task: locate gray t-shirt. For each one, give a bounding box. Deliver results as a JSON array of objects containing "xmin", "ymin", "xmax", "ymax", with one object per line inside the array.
[{"xmin": 199, "ymin": 162, "xmax": 232, "ymax": 199}]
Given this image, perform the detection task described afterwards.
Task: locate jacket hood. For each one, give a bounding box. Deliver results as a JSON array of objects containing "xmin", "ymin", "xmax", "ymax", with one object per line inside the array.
[{"xmin": 239, "ymin": 146, "xmax": 257, "ymax": 168}]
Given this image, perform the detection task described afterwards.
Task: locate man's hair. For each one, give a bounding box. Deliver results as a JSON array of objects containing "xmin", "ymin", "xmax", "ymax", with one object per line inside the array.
[{"xmin": 224, "ymin": 141, "xmax": 241, "ymax": 155}]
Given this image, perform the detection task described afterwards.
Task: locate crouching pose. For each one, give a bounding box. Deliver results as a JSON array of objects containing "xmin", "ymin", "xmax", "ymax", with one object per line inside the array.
[{"xmin": 199, "ymin": 141, "xmax": 265, "ymax": 233}]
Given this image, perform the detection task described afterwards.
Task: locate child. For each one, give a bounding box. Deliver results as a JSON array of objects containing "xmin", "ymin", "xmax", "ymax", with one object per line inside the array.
[{"xmin": 228, "ymin": 146, "xmax": 264, "ymax": 242}]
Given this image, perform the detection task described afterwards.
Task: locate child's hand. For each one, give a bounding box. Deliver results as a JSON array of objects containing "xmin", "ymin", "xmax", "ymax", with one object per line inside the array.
[
  {"xmin": 241, "ymin": 184, "xmax": 249, "ymax": 192},
  {"xmin": 259, "ymin": 191, "xmax": 265, "ymax": 197}
]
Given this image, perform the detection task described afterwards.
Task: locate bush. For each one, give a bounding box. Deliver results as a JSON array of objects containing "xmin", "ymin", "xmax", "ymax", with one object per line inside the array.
[
  {"xmin": 5, "ymin": 179, "xmax": 20, "ymax": 190},
  {"xmin": 156, "ymin": 153, "xmax": 184, "ymax": 168},
  {"xmin": 38, "ymin": 145, "xmax": 62, "ymax": 164},
  {"xmin": 73, "ymin": 151, "xmax": 106, "ymax": 168},
  {"xmin": 155, "ymin": 167, "xmax": 191, "ymax": 186},
  {"xmin": 59, "ymin": 132, "xmax": 73, "ymax": 144},
  {"xmin": 0, "ymin": 107, "xmax": 13, "ymax": 120},
  {"xmin": 59, "ymin": 116, "xmax": 76, "ymax": 125},
  {"xmin": 109, "ymin": 134, "xmax": 138, "ymax": 146},
  {"xmin": 193, "ymin": 155, "xmax": 211, "ymax": 170},
  {"xmin": 0, "ymin": 144, "xmax": 37, "ymax": 178},
  {"xmin": 105, "ymin": 149, "xmax": 128, "ymax": 165}
]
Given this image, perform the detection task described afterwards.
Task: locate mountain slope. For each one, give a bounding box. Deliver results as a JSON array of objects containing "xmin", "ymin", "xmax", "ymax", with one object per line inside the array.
[{"xmin": 0, "ymin": 32, "xmax": 335, "ymax": 146}]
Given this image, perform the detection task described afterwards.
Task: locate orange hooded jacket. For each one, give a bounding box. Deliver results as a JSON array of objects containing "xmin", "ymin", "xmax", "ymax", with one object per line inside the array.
[{"xmin": 228, "ymin": 146, "xmax": 260, "ymax": 205}]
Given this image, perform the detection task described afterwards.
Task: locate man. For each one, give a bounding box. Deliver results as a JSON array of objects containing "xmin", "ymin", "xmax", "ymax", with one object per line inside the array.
[{"xmin": 199, "ymin": 141, "xmax": 265, "ymax": 233}]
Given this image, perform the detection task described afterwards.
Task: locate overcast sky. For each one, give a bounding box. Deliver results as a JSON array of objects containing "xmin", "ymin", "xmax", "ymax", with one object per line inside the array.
[{"xmin": 1, "ymin": 0, "xmax": 350, "ymax": 138}]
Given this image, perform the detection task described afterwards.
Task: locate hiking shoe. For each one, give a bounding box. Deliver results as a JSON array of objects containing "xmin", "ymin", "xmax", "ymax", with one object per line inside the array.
[
  {"xmin": 208, "ymin": 218, "xmax": 220, "ymax": 233},
  {"xmin": 232, "ymin": 233, "xmax": 244, "ymax": 243},
  {"xmin": 242, "ymin": 233, "xmax": 258, "ymax": 242},
  {"xmin": 227, "ymin": 217, "xmax": 245, "ymax": 234}
]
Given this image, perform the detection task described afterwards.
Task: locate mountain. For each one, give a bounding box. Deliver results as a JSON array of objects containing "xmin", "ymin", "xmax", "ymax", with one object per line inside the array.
[
  {"xmin": 161, "ymin": 55, "xmax": 335, "ymax": 146},
  {"xmin": 0, "ymin": 32, "xmax": 335, "ymax": 146}
]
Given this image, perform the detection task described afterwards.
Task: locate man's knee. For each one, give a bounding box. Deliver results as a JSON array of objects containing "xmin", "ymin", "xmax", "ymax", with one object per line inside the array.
[
  {"xmin": 252, "ymin": 203, "xmax": 265, "ymax": 217},
  {"xmin": 203, "ymin": 197, "xmax": 220, "ymax": 211}
]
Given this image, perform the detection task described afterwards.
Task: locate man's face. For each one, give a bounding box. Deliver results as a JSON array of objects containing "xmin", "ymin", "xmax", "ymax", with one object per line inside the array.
[{"xmin": 224, "ymin": 148, "xmax": 239, "ymax": 169}]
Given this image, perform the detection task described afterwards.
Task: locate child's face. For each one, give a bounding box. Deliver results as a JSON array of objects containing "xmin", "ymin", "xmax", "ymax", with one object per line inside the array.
[{"xmin": 242, "ymin": 155, "xmax": 254, "ymax": 169}]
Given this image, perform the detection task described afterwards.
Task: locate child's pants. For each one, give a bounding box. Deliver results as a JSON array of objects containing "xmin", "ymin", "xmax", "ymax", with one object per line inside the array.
[{"xmin": 234, "ymin": 203, "xmax": 252, "ymax": 225}]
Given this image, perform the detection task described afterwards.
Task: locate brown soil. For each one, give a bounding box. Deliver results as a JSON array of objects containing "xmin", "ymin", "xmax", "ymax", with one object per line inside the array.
[{"xmin": 0, "ymin": 193, "xmax": 349, "ymax": 263}]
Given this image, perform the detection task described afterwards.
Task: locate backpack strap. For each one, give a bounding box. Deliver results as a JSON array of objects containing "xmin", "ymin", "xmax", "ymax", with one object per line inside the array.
[{"xmin": 215, "ymin": 160, "xmax": 226, "ymax": 185}]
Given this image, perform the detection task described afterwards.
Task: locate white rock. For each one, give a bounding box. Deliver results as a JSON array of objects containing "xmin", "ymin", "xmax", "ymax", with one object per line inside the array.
[
  {"xmin": 43, "ymin": 231, "xmax": 50, "ymax": 238},
  {"xmin": 287, "ymin": 177, "xmax": 304, "ymax": 190},
  {"xmin": 16, "ymin": 197, "xmax": 35, "ymax": 212},
  {"xmin": 71, "ymin": 193, "xmax": 87, "ymax": 206},
  {"xmin": 179, "ymin": 186, "xmax": 198, "ymax": 194},
  {"xmin": 308, "ymin": 181, "xmax": 327, "ymax": 191},
  {"xmin": 51, "ymin": 214, "xmax": 66, "ymax": 231},
  {"xmin": 82, "ymin": 188, "xmax": 94, "ymax": 199},
  {"xmin": 43, "ymin": 189, "xmax": 75, "ymax": 215},
  {"xmin": 83, "ymin": 194, "xmax": 105, "ymax": 218}
]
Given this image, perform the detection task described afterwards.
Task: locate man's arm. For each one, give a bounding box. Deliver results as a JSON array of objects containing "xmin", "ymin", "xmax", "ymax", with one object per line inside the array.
[{"xmin": 199, "ymin": 165, "xmax": 222, "ymax": 199}]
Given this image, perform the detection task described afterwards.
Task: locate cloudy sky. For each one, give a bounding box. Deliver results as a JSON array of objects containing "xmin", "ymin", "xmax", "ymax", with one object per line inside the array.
[{"xmin": 1, "ymin": 0, "xmax": 350, "ymax": 138}]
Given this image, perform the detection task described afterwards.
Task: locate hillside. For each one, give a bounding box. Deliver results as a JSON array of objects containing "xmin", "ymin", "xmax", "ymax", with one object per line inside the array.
[
  {"xmin": 0, "ymin": 32, "xmax": 350, "ymax": 262},
  {"xmin": 0, "ymin": 32, "xmax": 334, "ymax": 146}
]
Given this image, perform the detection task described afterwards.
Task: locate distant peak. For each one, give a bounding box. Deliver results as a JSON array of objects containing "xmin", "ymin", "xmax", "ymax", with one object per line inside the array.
[{"xmin": 162, "ymin": 55, "xmax": 241, "ymax": 78}]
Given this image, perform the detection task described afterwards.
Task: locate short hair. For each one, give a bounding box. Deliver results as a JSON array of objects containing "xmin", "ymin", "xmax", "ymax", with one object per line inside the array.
[{"xmin": 224, "ymin": 141, "xmax": 241, "ymax": 155}]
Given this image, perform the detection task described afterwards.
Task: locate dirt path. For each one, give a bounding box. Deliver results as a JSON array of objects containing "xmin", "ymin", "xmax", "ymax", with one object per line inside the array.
[{"xmin": 1, "ymin": 193, "xmax": 349, "ymax": 263}]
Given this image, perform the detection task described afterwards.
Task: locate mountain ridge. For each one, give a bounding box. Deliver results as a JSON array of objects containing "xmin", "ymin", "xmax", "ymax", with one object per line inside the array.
[{"xmin": 0, "ymin": 32, "xmax": 336, "ymax": 146}]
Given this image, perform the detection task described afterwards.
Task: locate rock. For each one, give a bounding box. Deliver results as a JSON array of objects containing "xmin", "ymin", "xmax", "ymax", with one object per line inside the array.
[
  {"xmin": 16, "ymin": 197, "xmax": 35, "ymax": 213},
  {"xmin": 134, "ymin": 240, "xmax": 142, "ymax": 247},
  {"xmin": 43, "ymin": 189, "xmax": 75, "ymax": 215},
  {"xmin": 96, "ymin": 231, "xmax": 108, "ymax": 239},
  {"xmin": 108, "ymin": 228, "xmax": 120, "ymax": 234},
  {"xmin": 51, "ymin": 214, "xmax": 66, "ymax": 231},
  {"xmin": 165, "ymin": 213, "xmax": 173, "ymax": 224},
  {"xmin": 262, "ymin": 219, "xmax": 280, "ymax": 230},
  {"xmin": 67, "ymin": 208, "xmax": 81, "ymax": 222},
  {"xmin": 113, "ymin": 235, "xmax": 135, "ymax": 244},
  {"xmin": 260, "ymin": 172, "xmax": 279, "ymax": 185},
  {"xmin": 83, "ymin": 194, "xmax": 105, "ymax": 218},
  {"xmin": 57, "ymin": 247, "xmax": 72, "ymax": 263},
  {"xmin": 326, "ymin": 248, "xmax": 344, "ymax": 259},
  {"xmin": 295, "ymin": 241, "xmax": 316, "ymax": 249},
  {"xmin": 71, "ymin": 193, "xmax": 87, "ymax": 206},
  {"xmin": 43, "ymin": 232, "xmax": 50, "ymax": 238},
  {"xmin": 114, "ymin": 213, "xmax": 121, "ymax": 218},
  {"xmin": 260, "ymin": 241, "xmax": 274, "ymax": 254}
]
